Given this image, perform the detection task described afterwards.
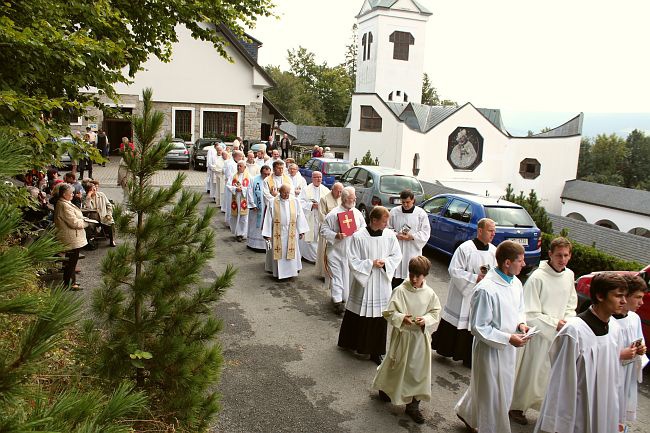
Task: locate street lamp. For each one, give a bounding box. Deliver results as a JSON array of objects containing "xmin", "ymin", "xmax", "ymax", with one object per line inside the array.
[{"xmin": 412, "ymin": 153, "xmax": 420, "ymax": 176}]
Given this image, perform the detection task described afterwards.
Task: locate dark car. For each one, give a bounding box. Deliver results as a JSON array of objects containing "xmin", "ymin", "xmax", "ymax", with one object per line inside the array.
[
  {"xmin": 575, "ymin": 265, "xmax": 650, "ymax": 342},
  {"xmin": 300, "ymin": 158, "xmax": 351, "ymax": 189},
  {"xmin": 164, "ymin": 141, "xmax": 190, "ymax": 169},
  {"xmin": 340, "ymin": 165, "xmax": 425, "ymax": 221},
  {"xmin": 421, "ymin": 194, "xmax": 541, "ymax": 267},
  {"xmin": 190, "ymin": 138, "xmax": 221, "ymax": 170}
]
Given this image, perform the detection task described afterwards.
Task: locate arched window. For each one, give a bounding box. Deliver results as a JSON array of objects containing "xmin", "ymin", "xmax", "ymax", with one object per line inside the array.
[
  {"xmin": 566, "ymin": 212, "xmax": 587, "ymax": 222},
  {"xmin": 628, "ymin": 227, "xmax": 650, "ymax": 238},
  {"xmin": 595, "ymin": 219, "xmax": 619, "ymax": 231}
]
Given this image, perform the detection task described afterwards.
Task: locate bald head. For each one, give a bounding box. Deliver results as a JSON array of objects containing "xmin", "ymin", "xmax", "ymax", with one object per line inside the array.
[
  {"xmin": 331, "ymin": 182, "xmax": 343, "ymax": 199},
  {"xmin": 279, "ymin": 184, "xmax": 291, "ymax": 199}
]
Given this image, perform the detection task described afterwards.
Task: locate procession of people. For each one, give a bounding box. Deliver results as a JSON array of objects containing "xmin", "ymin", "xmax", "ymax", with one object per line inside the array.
[{"xmin": 203, "ymin": 143, "xmax": 648, "ymax": 431}]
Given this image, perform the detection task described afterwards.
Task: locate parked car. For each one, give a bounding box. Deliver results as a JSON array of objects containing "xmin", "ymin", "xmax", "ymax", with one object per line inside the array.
[
  {"xmin": 420, "ymin": 194, "xmax": 541, "ymax": 267},
  {"xmin": 575, "ymin": 265, "xmax": 650, "ymax": 341},
  {"xmin": 164, "ymin": 141, "xmax": 190, "ymax": 169},
  {"xmin": 300, "ymin": 158, "xmax": 351, "ymax": 188},
  {"xmin": 55, "ymin": 136, "xmax": 75, "ymax": 169},
  {"xmin": 340, "ymin": 165, "xmax": 425, "ymax": 221},
  {"xmin": 190, "ymin": 138, "xmax": 220, "ymax": 170}
]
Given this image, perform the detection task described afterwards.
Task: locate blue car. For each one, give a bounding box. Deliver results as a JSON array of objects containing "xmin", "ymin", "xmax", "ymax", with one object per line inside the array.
[
  {"xmin": 300, "ymin": 158, "xmax": 351, "ymax": 189},
  {"xmin": 421, "ymin": 194, "xmax": 541, "ymax": 267}
]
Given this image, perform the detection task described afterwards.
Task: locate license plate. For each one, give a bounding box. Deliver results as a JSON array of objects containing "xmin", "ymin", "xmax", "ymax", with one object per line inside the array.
[
  {"xmin": 507, "ymin": 238, "xmax": 528, "ymax": 246},
  {"xmin": 391, "ymin": 197, "xmax": 401, "ymax": 204}
]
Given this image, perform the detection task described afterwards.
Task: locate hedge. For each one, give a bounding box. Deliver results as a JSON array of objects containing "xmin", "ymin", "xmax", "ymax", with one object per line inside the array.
[{"xmin": 540, "ymin": 233, "xmax": 642, "ymax": 278}]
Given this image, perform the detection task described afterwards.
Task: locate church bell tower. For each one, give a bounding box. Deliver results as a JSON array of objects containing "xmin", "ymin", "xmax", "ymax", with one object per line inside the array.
[{"xmin": 355, "ymin": 0, "xmax": 432, "ymax": 104}]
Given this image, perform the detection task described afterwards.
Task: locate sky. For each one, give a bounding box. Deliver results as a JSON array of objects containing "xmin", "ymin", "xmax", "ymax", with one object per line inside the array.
[{"xmin": 246, "ymin": 0, "xmax": 650, "ymax": 137}]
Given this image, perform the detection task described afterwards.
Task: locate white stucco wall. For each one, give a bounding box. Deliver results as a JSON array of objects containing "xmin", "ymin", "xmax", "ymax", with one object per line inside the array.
[
  {"xmin": 561, "ymin": 200, "xmax": 650, "ymax": 234},
  {"xmin": 114, "ymin": 24, "xmax": 270, "ymax": 105},
  {"xmin": 356, "ymin": 6, "xmax": 428, "ymax": 103}
]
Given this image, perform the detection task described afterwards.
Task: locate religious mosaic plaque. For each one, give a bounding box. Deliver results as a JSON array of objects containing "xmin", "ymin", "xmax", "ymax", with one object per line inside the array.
[{"xmin": 447, "ymin": 127, "xmax": 483, "ymax": 171}]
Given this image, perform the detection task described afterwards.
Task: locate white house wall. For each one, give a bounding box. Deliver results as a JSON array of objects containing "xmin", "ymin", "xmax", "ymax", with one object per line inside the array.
[
  {"xmin": 561, "ymin": 200, "xmax": 650, "ymax": 234},
  {"xmin": 114, "ymin": 25, "xmax": 263, "ymax": 106}
]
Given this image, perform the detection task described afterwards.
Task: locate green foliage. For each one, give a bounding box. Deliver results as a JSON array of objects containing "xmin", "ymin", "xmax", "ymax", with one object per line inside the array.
[
  {"xmin": 421, "ymin": 73, "xmax": 458, "ymax": 107},
  {"xmin": 0, "ymin": 134, "xmax": 145, "ymax": 432},
  {"xmin": 344, "ymin": 24, "xmax": 358, "ymax": 87},
  {"xmin": 84, "ymin": 89, "xmax": 235, "ymax": 431},
  {"xmin": 0, "ymin": 0, "xmax": 274, "ymax": 188},
  {"xmin": 360, "ymin": 150, "xmax": 378, "ymax": 166},
  {"xmin": 503, "ymin": 184, "xmax": 553, "ymax": 233},
  {"xmin": 265, "ymin": 66, "xmax": 324, "ymax": 125},
  {"xmin": 540, "ymin": 232, "xmax": 642, "ymax": 278}
]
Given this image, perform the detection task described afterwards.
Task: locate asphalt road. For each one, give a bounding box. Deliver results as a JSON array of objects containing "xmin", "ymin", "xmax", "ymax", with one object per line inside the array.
[{"xmin": 76, "ymin": 185, "xmax": 650, "ymax": 433}]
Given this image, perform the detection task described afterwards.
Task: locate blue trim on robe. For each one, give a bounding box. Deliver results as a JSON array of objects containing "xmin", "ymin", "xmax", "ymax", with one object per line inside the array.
[{"xmin": 252, "ymin": 175, "xmax": 265, "ymax": 228}]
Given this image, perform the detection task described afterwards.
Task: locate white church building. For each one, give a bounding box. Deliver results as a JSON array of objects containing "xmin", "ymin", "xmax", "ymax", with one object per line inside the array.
[{"xmin": 347, "ymin": 0, "xmax": 583, "ymax": 214}]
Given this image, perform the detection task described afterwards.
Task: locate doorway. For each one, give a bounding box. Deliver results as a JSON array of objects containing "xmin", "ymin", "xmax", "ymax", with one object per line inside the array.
[{"xmin": 103, "ymin": 108, "xmax": 133, "ymax": 154}]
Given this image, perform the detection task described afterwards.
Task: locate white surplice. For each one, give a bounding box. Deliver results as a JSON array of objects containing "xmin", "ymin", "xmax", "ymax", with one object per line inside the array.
[
  {"xmin": 372, "ymin": 281, "xmax": 441, "ymax": 405},
  {"xmin": 441, "ymin": 240, "xmax": 497, "ymax": 330},
  {"xmin": 616, "ymin": 311, "xmax": 648, "ymax": 424},
  {"xmin": 388, "ymin": 206, "xmax": 430, "ymax": 279},
  {"xmin": 320, "ymin": 206, "xmax": 366, "ymax": 303},
  {"xmin": 534, "ymin": 316, "xmax": 621, "ymax": 433},
  {"xmin": 512, "ymin": 261, "xmax": 577, "ymax": 412},
  {"xmin": 205, "ymin": 146, "xmax": 218, "ymax": 195},
  {"xmin": 455, "ymin": 269, "xmax": 525, "ymax": 433},
  {"xmin": 261, "ymin": 196, "xmax": 309, "ymax": 280},
  {"xmin": 290, "ymin": 173, "xmax": 307, "ymax": 196},
  {"xmin": 225, "ymin": 172, "xmax": 253, "ymax": 237},
  {"xmin": 347, "ymin": 228, "xmax": 402, "ymax": 317},
  {"xmin": 262, "ymin": 174, "xmax": 294, "ymax": 203},
  {"xmin": 298, "ymin": 183, "xmax": 329, "ymax": 262},
  {"xmin": 222, "ymin": 159, "xmax": 236, "ymax": 217}
]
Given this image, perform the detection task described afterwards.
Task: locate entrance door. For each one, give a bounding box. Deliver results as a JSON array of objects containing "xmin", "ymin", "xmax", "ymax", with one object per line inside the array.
[{"xmin": 103, "ymin": 108, "xmax": 133, "ymax": 154}]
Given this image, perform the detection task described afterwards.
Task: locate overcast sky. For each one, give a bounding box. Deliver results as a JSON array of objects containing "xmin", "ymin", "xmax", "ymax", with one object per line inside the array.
[{"xmin": 247, "ymin": 0, "xmax": 650, "ymax": 136}]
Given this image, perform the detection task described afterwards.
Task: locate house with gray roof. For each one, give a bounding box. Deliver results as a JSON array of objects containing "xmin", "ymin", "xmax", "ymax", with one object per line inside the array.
[{"xmin": 277, "ymin": 121, "xmax": 351, "ymax": 160}]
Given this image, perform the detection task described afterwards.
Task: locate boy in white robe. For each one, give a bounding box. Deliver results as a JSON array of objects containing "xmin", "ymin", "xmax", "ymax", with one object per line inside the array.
[
  {"xmin": 320, "ymin": 186, "xmax": 366, "ymax": 314},
  {"xmin": 534, "ymin": 273, "xmax": 627, "ymax": 433},
  {"xmin": 510, "ymin": 237, "xmax": 577, "ymax": 425},
  {"xmin": 432, "ymin": 218, "xmax": 497, "ymax": 368},
  {"xmin": 616, "ymin": 274, "xmax": 648, "ymax": 432},
  {"xmin": 262, "ymin": 184, "xmax": 309, "ymax": 280},
  {"xmin": 388, "ymin": 189, "xmax": 430, "ymax": 288},
  {"xmin": 372, "ymin": 256, "xmax": 441, "ymax": 424},
  {"xmin": 455, "ymin": 240, "xmax": 529, "ymax": 433},
  {"xmin": 298, "ymin": 171, "xmax": 329, "ymax": 262},
  {"xmin": 225, "ymin": 161, "xmax": 253, "ymax": 241},
  {"xmin": 338, "ymin": 205, "xmax": 402, "ymax": 365}
]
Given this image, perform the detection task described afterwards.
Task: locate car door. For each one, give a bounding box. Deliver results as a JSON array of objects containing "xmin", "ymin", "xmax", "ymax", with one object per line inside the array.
[
  {"xmin": 300, "ymin": 159, "xmax": 315, "ymax": 181},
  {"xmin": 436, "ymin": 198, "xmax": 473, "ymax": 254},
  {"xmin": 422, "ymin": 196, "xmax": 450, "ymax": 250},
  {"xmin": 340, "ymin": 167, "xmax": 359, "ymax": 187},
  {"xmin": 352, "ymin": 168, "xmax": 370, "ymax": 208}
]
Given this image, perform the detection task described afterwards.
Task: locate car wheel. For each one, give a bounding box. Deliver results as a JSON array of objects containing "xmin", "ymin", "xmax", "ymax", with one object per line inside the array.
[{"xmin": 359, "ymin": 205, "xmax": 368, "ymax": 223}]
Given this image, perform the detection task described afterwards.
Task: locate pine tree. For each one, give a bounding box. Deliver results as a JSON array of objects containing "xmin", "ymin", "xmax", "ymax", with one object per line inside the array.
[
  {"xmin": 0, "ymin": 132, "xmax": 146, "ymax": 432},
  {"xmin": 503, "ymin": 184, "xmax": 553, "ymax": 233},
  {"xmin": 360, "ymin": 150, "xmax": 377, "ymax": 165},
  {"xmin": 85, "ymin": 88, "xmax": 235, "ymax": 431}
]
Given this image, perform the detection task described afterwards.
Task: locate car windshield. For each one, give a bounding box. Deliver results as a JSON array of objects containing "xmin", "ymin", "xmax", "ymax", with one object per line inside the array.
[
  {"xmin": 172, "ymin": 143, "xmax": 186, "ymax": 149},
  {"xmin": 325, "ymin": 162, "xmax": 351, "ymax": 175},
  {"xmin": 484, "ymin": 206, "xmax": 536, "ymax": 227},
  {"xmin": 379, "ymin": 175, "xmax": 423, "ymax": 194},
  {"xmin": 199, "ymin": 141, "xmax": 216, "ymax": 149}
]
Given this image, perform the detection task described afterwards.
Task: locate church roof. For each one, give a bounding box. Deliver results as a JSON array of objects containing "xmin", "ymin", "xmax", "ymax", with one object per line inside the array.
[
  {"xmin": 357, "ymin": 0, "xmax": 432, "ymax": 18},
  {"xmin": 529, "ymin": 113, "xmax": 584, "ymax": 138},
  {"xmin": 278, "ymin": 122, "xmax": 351, "ymax": 148},
  {"xmin": 561, "ymin": 179, "xmax": 650, "ymax": 217}
]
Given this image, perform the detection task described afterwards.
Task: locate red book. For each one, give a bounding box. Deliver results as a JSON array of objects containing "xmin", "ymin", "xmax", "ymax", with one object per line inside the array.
[{"xmin": 337, "ymin": 210, "xmax": 357, "ymax": 236}]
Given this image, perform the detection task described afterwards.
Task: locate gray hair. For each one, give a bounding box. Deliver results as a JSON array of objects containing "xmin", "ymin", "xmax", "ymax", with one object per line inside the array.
[
  {"xmin": 341, "ymin": 186, "xmax": 356, "ymax": 201},
  {"xmin": 288, "ymin": 163, "xmax": 298, "ymax": 170},
  {"xmin": 59, "ymin": 183, "xmax": 75, "ymax": 197}
]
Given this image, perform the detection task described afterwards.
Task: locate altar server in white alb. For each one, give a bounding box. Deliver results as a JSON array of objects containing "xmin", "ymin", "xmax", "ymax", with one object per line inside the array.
[
  {"xmin": 455, "ymin": 240, "xmax": 529, "ymax": 433},
  {"xmin": 206, "ymin": 142, "xmax": 224, "ymax": 205},
  {"xmin": 388, "ymin": 189, "xmax": 430, "ymax": 288},
  {"xmin": 509, "ymin": 237, "xmax": 577, "ymax": 425},
  {"xmin": 262, "ymin": 184, "xmax": 309, "ymax": 280},
  {"xmin": 320, "ymin": 186, "xmax": 366, "ymax": 315},
  {"xmin": 299, "ymin": 171, "xmax": 329, "ymax": 263},
  {"xmin": 431, "ymin": 218, "xmax": 497, "ymax": 368},
  {"xmin": 338, "ymin": 206, "xmax": 402, "ymax": 365},
  {"xmin": 226, "ymin": 160, "xmax": 253, "ymax": 242},
  {"xmin": 616, "ymin": 274, "xmax": 648, "ymax": 432},
  {"xmin": 247, "ymin": 164, "xmax": 271, "ymax": 251},
  {"xmin": 534, "ymin": 273, "xmax": 626, "ymax": 433}
]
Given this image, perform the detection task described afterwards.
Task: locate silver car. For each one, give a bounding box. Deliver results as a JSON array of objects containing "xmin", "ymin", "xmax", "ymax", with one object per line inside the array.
[{"xmin": 340, "ymin": 165, "xmax": 425, "ymax": 221}]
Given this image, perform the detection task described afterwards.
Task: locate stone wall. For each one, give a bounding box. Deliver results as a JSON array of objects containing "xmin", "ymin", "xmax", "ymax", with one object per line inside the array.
[{"xmin": 243, "ymin": 102, "xmax": 263, "ymax": 142}]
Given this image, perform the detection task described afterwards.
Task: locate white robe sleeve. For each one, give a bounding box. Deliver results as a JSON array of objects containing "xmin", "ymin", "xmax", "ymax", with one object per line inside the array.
[
  {"xmin": 383, "ymin": 291, "xmax": 408, "ymax": 330},
  {"xmin": 449, "ymin": 245, "xmax": 479, "ymax": 297},
  {"xmin": 524, "ymin": 275, "xmax": 561, "ymax": 332},
  {"xmin": 246, "ymin": 181, "xmax": 255, "ymax": 208},
  {"xmin": 348, "ymin": 235, "xmax": 374, "ymax": 288},
  {"xmin": 295, "ymin": 199, "xmax": 310, "ymax": 235},
  {"xmin": 262, "ymin": 202, "xmax": 274, "ymax": 238},
  {"xmin": 422, "ymin": 289, "xmax": 442, "ymax": 334},
  {"xmin": 470, "ymin": 288, "xmax": 511, "ymax": 349},
  {"xmin": 412, "ymin": 210, "xmax": 431, "ymax": 250},
  {"xmin": 383, "ymin": 234, "xmax": 403, "ymax": 281},
  {"xmin": 320, "ymin": 212, "xmax": 339, "ymax": 245}
]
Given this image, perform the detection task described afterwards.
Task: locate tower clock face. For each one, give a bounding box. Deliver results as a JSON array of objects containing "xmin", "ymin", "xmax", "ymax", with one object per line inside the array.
[{"xmin": 447, "ymin": 127, "xmax": 483, "ymax": 171}]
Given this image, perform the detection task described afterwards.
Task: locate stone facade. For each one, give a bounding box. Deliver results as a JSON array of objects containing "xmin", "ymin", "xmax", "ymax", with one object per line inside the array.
[{"xmin": 243, "ymin": 102, "xmax": 263, "ymax": 142}]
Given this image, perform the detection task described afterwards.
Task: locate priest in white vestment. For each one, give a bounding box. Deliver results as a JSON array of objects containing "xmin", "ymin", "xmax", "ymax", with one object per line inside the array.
[
  {"xmin": 388, "ymin": 189, "xmax": 430, "ymax": 288},
  {"xmin": 223, "ymin": 150, "xmax": 243, "ymax": 223},
  {"xmin": 247, "ymin": 165, "xmax": 271, "ymax": 251},
  {"xmin": 320, "ymin": 186, "xmax": 366, "ymax": 314},
  {"xmin": 205, "ymin": 142, "xmax": 218, "ymax": 197},
  {"xmin": 226, "ymin": 160, "xmax": 253, "ymax": 241},
  {"xmin": 245, "ymin": 151, "xmax": 260, "ymax": 177},
  {"xmin": 510, "ymin": 237, "xmax": 577, "ymax": 425},
  {"xmin": 262, "ymin": 184, "xmax": 309, "ymax": 280},
  {"xmin": 220, "ymin": 151, "xmax": 233, "ymax": 214},
  {"xmin": 298, "ymin": 171, "xmax": 329, "ymax": 263},
  {"xmin": 262, "ymin": 161, "xmax": 294, "ymax": 272},
  {"xmin": 287, "ymin": 163, "xmax": 307, "ymax": 196},
  {"xmin": 432, "ymin": 218, "xmax": 497, "ymax": 368},
  {"xmin": 255, "ymin": 147, "xmax": 267, "ymax": 167},
  {"xmin": 534, "ymin": 273, "xmax": 627, "ymax": 433},
  {"xmin": 338, "ymin": 206, "xmax": 402, "ymax": 365},
  {"xmin": 207, "ymin": 143, "xmax": 224, "ymax": 205},
  {"xmin": 315, "ymin": 182, "xmax": 343, "ymax": 277},
  {"xmin": 455, "ymin": 241, "xmax": 528, "ymax": 433},
  {"xmin": 372, "ymin": 256, "xmax": 441, "ymax": 424}
]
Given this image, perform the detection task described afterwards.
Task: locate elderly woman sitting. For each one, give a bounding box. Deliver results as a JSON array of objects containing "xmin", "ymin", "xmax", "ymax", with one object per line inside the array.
[
  {"xmin": 83, "ymin": 180, "xmax": 116, "ymax": 247},
  {"xmin": 54, "ymin": 183, "xmax": 88, "ymax": 290}
]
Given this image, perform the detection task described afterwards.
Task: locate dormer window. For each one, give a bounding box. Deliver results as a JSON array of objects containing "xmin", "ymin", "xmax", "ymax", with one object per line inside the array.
[{"xmin": 389, "ymin": 31, "xmax": 414, "ymax": 61}]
